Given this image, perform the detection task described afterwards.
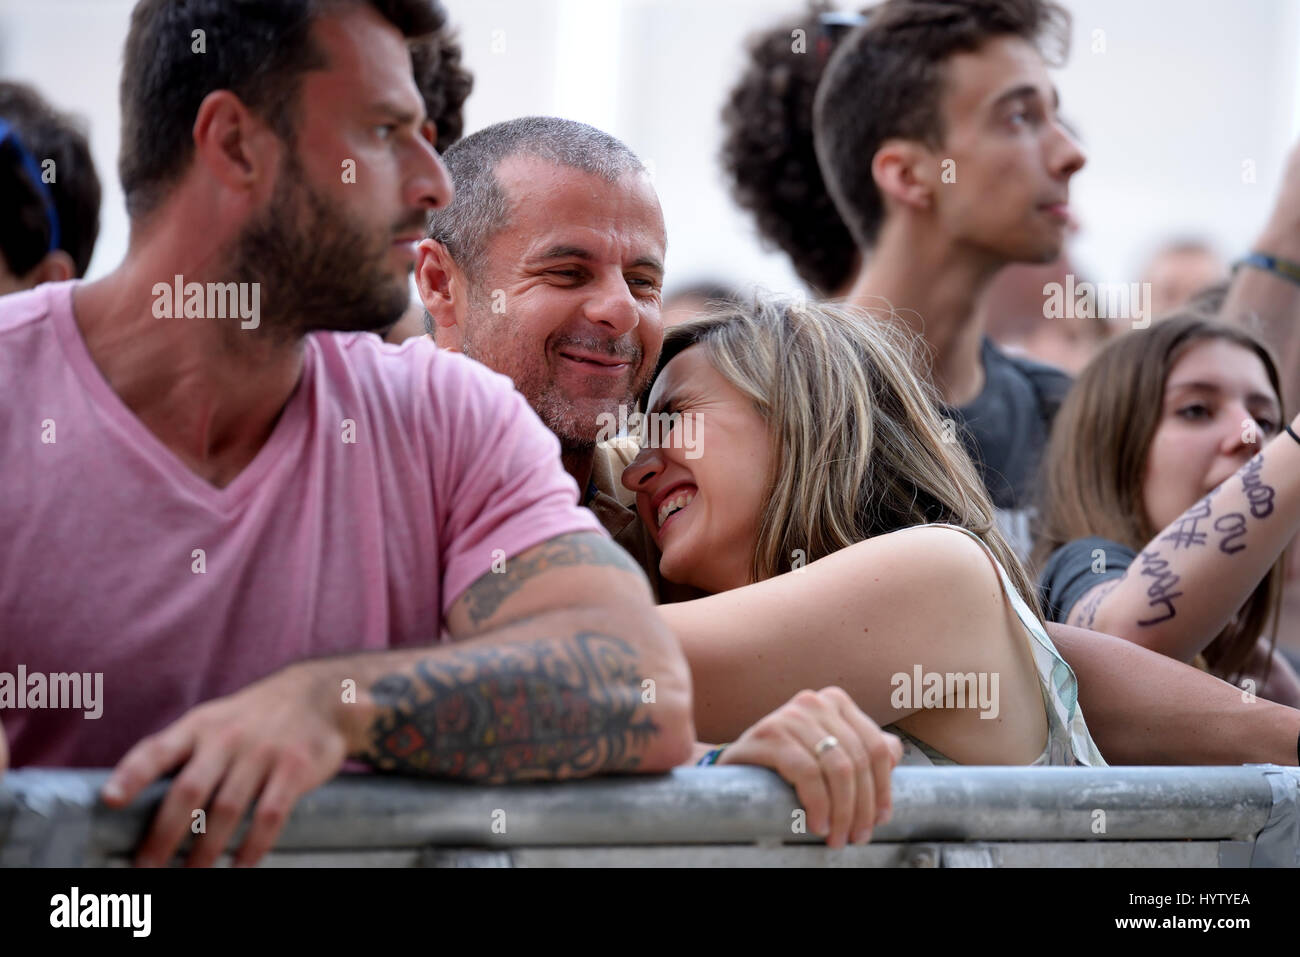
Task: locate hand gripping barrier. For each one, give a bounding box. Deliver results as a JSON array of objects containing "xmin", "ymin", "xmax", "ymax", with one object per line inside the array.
[{"xmin": 1, "ymin": 765, "xmax": 1296, "ymax": 867}]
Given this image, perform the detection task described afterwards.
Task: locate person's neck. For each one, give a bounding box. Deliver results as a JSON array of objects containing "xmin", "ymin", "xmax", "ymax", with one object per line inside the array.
[
  {"xmin": 847, "ymin": 221, "xmax": 1005, "ymax": 407},
  {"xmin": 562, "ymin": 446, "xmax": 595, "ymax": 499},
  {"xmin": 71, "ymin": 218, "xmax": 304, "ymax": 488}
]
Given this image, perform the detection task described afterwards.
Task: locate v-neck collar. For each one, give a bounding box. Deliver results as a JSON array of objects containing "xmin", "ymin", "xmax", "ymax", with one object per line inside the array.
[{"xmin": 51, "ymin": 281, "xmax": 313, "ymax": 514}]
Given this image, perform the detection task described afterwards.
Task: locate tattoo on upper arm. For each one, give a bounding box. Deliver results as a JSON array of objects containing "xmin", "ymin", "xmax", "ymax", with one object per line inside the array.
[
  {"xmin": 459, "ymin": 532, "xmax": 646, "ymax": 626},
  {"xmin": 363, "ymin": 631, "xmax": 656, "ymax": 781}
]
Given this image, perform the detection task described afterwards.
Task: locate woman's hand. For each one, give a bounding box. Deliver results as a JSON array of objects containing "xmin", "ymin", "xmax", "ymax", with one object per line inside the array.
[{"xmin": 717, "ymin": 686, "xmax": 902, "ymax": 848}]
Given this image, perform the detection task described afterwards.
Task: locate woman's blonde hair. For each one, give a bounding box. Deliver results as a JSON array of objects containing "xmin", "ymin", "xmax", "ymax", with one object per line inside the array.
[
  {"xmin": 1033, "ymin": 311, "xmax": 1286, "ymax": 681},
  {"xmin": 653, "ymin": 295, "xmax": 1041, "ymax": 613}
]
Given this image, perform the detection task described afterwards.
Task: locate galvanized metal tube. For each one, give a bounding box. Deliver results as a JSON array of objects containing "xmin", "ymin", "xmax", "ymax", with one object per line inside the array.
[{"xmin": 0, "ymin": 765, "xmax": 1293, "ymax": 866}]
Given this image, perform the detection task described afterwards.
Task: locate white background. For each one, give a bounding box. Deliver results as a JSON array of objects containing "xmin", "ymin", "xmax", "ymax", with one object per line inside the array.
[{"xmin": 3, "ymin": 0, "xmax": 1298, "ymax": 291}]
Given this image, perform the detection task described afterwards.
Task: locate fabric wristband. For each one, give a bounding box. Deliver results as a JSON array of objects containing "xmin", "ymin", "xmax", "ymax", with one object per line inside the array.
[
  {"xmin": 696, "ymin": 746, "xmax": 727, "ymax": 766},
  {"xmin": 1235, "ymin": 251, "xmax": 1300, "ymax": 289}
]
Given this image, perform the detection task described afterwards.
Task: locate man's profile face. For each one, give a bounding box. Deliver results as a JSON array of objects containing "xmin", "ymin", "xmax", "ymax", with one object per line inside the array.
[
  {"xmin": 459, "ymin": 155, "xmax": 667, "ymax": 449},
  {"xmin": 233, "ymin": 4, "xmax": 452, "ymax": 337},
  {"xmin": 927, "ymin": 35, "xmax": 1085, "ymax": 264}
]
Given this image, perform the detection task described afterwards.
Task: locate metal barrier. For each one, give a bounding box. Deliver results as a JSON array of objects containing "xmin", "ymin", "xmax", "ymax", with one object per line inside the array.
[{"xmin": 1, "ymin": 765, "xmax": 1297, "ymax": 867}]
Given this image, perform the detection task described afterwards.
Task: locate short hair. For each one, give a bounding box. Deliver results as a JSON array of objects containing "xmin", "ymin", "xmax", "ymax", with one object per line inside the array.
[
  {"xmin": 426, "ymin": 116, "xmax": 647, "ymax": 281},
  {"xmin": 0, "ymin": 82, "xmax": 101, "ymax": 278},
  {"xmin": 410, "ymin": 22, "xmax": 473, "ymax": 153},
  {"xmin": 720, "ymin": 3, "xmax": 860, "ymax": 295},
  {"xmin": 814, "ymin": 0, "xmax": 1070, "ymax": 250},
  {"xmin": 118, "ymin": 0, "xmax": 446, "ymax": 221}
]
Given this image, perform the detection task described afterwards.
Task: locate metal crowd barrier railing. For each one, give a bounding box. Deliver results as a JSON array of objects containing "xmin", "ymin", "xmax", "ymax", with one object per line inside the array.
[{"xmin": 1, "ymin": 765, "xmax": 1296, "ymax": 867}]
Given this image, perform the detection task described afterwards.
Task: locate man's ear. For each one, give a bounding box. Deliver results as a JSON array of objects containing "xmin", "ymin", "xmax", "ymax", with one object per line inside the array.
[
  {"xmin": 416, "ymin": 238, "xmax": 468, "ymax": 350},
  {"xmin": 22, "ymin": 250, "xmax": 76, "ymax": 288},
  {"xmin": 191, "ymin": 89, "xmax": 278, "ymax": 205},
  {"xmin": 871, "ymin": 139, "xmax": 936, "ymax": 214}
]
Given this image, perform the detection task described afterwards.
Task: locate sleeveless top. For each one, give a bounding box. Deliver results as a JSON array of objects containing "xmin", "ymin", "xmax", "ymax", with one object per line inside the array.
[{"xmin": 881, "ymin": 523, "xmax": 1107, "ymax": 767}]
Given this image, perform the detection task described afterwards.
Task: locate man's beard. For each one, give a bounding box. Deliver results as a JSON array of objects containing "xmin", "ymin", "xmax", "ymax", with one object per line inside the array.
[
  {"xmin": 229, "ymin": 157, "xmax": 415, "ymax": 340},
  {"xmin": 460, "ymin": 288, "xmax": 651, "ymax": 450}
]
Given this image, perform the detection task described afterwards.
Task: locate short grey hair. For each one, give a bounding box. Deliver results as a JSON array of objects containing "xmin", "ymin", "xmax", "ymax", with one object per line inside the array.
[{"xmin": 425, "ymin": 116, "xmax": 647, "ymax": 282}]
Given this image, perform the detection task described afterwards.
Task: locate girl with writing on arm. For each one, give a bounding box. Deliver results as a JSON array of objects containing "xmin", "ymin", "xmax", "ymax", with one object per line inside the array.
[
  {"xmin": 621, "ymin": 298, "xmax": 1105, "ymax": 768},
  {"xmin": 1034, "ymin": 313, "xmax": 1300, "ymax": 705}
]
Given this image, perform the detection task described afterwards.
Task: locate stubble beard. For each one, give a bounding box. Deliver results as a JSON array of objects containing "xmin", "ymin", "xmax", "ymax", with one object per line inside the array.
[
  {"xmin": 459, "ymin": 285, "xmax": 648, "ymax": 453},
  {"xmin": 229, "ymin": 153, "xmax": 412, "ymax": 343}
]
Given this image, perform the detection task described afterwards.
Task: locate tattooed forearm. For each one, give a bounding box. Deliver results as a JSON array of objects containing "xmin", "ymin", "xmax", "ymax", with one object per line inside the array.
[
  {"xmin": 1136, "ymin": 549, "xmax": 1182, "ymax": 626},
  {"xmin": 461, "ymin": 533, "xmax": 646, "ymax": 625},
  {"xmin": 362, "ymin": 631, "xmax": 657, "ymax": 781},
  {"xmin": 1239, "ymin": 454, "xmax": 1276, "ymax": 518}
]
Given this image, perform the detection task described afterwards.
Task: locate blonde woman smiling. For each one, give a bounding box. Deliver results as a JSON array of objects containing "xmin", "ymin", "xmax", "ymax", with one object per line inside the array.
[{"xmin": 621, "ymin": 297, "xmax": 1104, "ymax": 768}]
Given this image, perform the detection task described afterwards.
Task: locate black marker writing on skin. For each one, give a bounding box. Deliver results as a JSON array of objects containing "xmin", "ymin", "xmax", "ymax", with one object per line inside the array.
[
  {"xmin": 1240, "ymin": 454, "xmax": 1276, "ymax": 519},
  {"xmin": 1214, "ymin": 512, "xmax": 1248, "ymax": 555},
  {"xmin": 1137, "ymin": 549, "xmax": 1181, "ymax": 626}
]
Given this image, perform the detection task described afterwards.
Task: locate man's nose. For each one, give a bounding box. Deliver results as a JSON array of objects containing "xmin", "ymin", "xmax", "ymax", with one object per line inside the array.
[
  {"xmin": 408, "ymin": 133, "xmax": 454, "ymax": 212},
  {"xmin": 1049, "ymin": 119, "xmax": 1086, "ymax": 180},
  {"xmin": 584, "ymin": 274, "xmax": 640, "ymax": 336}
]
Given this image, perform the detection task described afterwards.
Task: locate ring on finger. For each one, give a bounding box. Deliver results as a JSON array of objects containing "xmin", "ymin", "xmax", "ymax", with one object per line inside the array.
[{"xmin": 814, "ymin": 734, "xmax": 840, "ymax": 756}]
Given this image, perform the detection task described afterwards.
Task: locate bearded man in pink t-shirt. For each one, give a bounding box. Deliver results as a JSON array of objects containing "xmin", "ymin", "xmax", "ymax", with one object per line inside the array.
[{"xmin": 0, "ymin": 0, "xmax": 695, "ymax": 865}]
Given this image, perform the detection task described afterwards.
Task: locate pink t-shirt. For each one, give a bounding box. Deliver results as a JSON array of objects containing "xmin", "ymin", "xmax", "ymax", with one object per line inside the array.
[{"xmin": 0, "ymin": 281, "xmax": 602, "ymax": 767}]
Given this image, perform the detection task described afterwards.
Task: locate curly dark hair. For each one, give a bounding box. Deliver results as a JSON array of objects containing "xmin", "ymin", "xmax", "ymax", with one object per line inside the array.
[
  {"xmin": 720, "ymin": 3, "xmax": 860, "ymax": 296},
  {"xmin": 411, "ymin": 23, "xmax": 473, "ymax": 153}
]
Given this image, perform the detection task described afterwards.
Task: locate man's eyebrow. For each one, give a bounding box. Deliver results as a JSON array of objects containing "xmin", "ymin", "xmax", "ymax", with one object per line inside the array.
[
  {"xmin": 629, "ymin": 255, "xmax": 664, "ymax": 277},
  {"xmin": 990, "ymin": 84, "xmax": 1058, "ymax": 111},
  {"xmin": 529, "ymin": 245, "xmax": 665, "ymax": 276},
  {"xmin": 369, "ymin": 100, "xmax": 424, "ymax": 126},
  {"xmin": 533, "ymin": 244, "xmax": 594, "ymax": 263}
]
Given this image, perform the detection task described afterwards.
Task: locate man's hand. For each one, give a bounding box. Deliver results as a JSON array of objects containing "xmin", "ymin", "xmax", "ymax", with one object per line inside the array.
[
  {"xmin": 101, "ymin": 663, "xmax": 346, "ymax": 868},
  {"xmin": 717, "ymin": 686, "xmax": 902, "ymax": 848}
]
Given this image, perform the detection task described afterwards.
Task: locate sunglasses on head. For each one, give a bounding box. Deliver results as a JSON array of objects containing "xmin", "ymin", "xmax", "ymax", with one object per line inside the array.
[
  {"xmin": 0, "ymin": 117, "xmax": 62, "ymax": 254},
  {"xmin": 815, "ymin": 9, "xmax": 870, "ymax": 63}
]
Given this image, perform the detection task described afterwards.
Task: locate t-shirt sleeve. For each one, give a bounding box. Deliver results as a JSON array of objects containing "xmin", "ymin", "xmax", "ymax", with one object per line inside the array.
[
  {"xmin": 429, "ymin": 352, "xmax": 604, "ymax": 617},
  {"xmin": 1037, "ymin": 537, "xmax": 1137, "ymax": 623}
]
